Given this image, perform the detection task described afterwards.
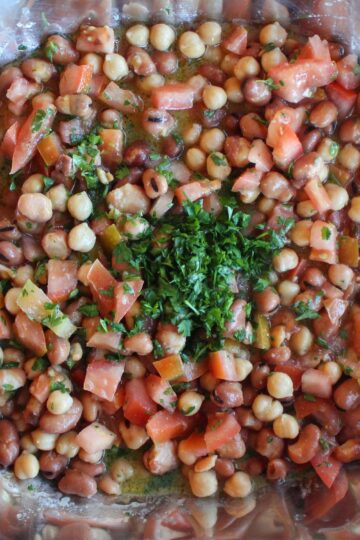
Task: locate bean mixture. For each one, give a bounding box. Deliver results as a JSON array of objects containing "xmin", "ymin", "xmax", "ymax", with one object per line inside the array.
[{"xmin": 0, "ymin": 20, "xmax": 359, "ymax": 508}]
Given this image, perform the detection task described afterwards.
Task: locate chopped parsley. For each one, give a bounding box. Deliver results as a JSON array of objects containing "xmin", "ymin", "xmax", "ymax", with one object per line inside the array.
[
  {"xmin": 253, "ymin": 277, "xmax": 270, "ymax": 292},
  {"xmin": 44, "ymin": 40, "xmax": 59, "ymax": 62},
  {"xmin": 294, "ymin": 301, "xmax": 320, "ymax": 321},
  {"xmin": 69, "ymin": 130, "xmax": 101, "ymax": 190},
  {"xmin": 116, "ymin": 165, "xmax": 130, "ymax": 180},
  {"xmin": 329, "ymin": 141, "xmax": 339, "ymax": 158},
  {"xmin": 203, "ymin": 110, "xmax": 216, "ymax": 119},
  {"xmin": 32, "ymin": 357, "xmax": 48, "ymax": 371},
  {"xmin": 78, "ymin": 303, "xmax": 100, "ymax": 317},
  {"xmin": 316, "ymin": 337, "xmax": 329, "ymax": 349},
  {"xmin": 258, "ymin": 78, "xmax": 284, "ymax": 90},
  {"xmin": 49, "ymin": 381, "xmax": 68, "ymax": 393},
  {"xmin": 42, "ymin": 303, "xmax": 66, "ymax": 327},
  {"xmin": 354, "ymin": 64, "xmax": 360, "ymax": 76},
  {"xmin": 43, "ymin": 176, "xmax": 54, "ymax": 192},
  {"xmin": 321, "ymin": 226, "xmax": 331, "ymax": 240},
  {"xmin": 31, "ymin": 110, "xmax": 47, "ymax": 133},
  {"xmin": 303, "ymin": 393, "xmax": 317, "ymax": 402},
  {"xmin": 210, "ymin": 153, "xmax": 226, "ymax": 166},
  {"xmin": 18, "ymin": 44, "xmax": 27, "ymax": 51},
  {"xmin": 2, "ymin": 384, "xmax": 14, "ymax": 392},
  {"xmin": 262, "ymin": 42, "xmax": 276, "ymax": 52}
]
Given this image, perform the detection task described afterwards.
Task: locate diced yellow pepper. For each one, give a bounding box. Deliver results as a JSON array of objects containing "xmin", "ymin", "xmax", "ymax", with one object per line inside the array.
[
  {"xmin": 254, "ymin": 313, "xmax": 271, "ymax": 350},
  {"xmin": 101, "ymin": 224, "xmax": 122, "ymax": 252}
]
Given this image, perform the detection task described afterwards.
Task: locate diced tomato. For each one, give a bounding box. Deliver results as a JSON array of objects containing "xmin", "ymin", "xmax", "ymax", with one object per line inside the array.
[
  {"xmin": 301, "ymin": 369, "xmax": 332, "ymax": 399},
  {"xmin": 87, "ymin": 259, "xmax": 118, "ymax": 317},
  {"xmin": 6, "ymin": 77, "xmax": 40, "ymax": 106},
  {"xmin": 47, "ymin": 260, "xmax": 78, "ymax": 303},
  {"xmin": 0, "ymin": 309, "xmax": 12, "ymax": 339},
  {"xmin": 123, "ymin": 378, "xmax": 157, "ymax": 426},
  {"xmin": 222, "ymin": 26, "xmax": 247, "ymax": 55},
  {"xmin": 82, "ymin": 316, "xmax": 100, "ymax": 341},
  {"xmin": 145, "ymin": 374, "xmax": 177, "ymax": 412},
  {"xmin": 83, "ymin": 359, "xmax": 125, "ymax": 402},
  {"xmin": 14, "ymin": 311, "xmax": 46, "ymax": 356},
  {"xmin": 179, "ymin": 432, "xmax": 208, "ymax": 460},
  {"xmin": 223, "ymin": 299, "xmax": 246, "ymax": 338},
  {"xmin": 305, "ymin": 469, "xmax": 348, "ymax": 522},
  {"xmin": 37, "ymin": 132, "xmax": 62, "ymax": 166},
  {"xmin": 266, "ymin": 107, "xmax": 305, "ymax": 147},
  {"xmin": 310, "ymin": 248, "xmax": 338, "ymax": 265},
  {"xmin": 248, "ymin": 139, "xmax": 273, "ymax": 172},
  {"xmin": 76, "ymin": 25, "xmax": 115, "ymax": 54},
  {"xmin": 275, "ymin": 364, "xmax": 304, "ymax": 390},
  {"xmin": 29, "ymin": 373, "xmax": 51, "ymax": 403},
  {"xmin": 273, "ymin": 125, "xmax": 303, "ymax": 169},
  {"xmin": 175, "ymin": 180, "xmax": 221, "ymax": 204},
  {"xmin": 336, "ymin": 54, "xmax": 360, "ymax": 90},
  {"xmin": 11, "ymin": 104, "xmax": 57, "ymax": 174},
  {"xmin": 76, "ymin": 422, "xmax": 116, "ymax": 454},
  {"xmin": 231, "ymin": 169, "xmax": 263, "ymax": 192},
  {"xmin": 322, "ymin": 281, "xmax": 343, "ymax": 300},
  {"xmin": 267, "ymin": 203, "xmax": 297, "ymax": 231},
  {"xmin": 153, "ymin": 354, "xmax": 184, "ymax": 381},
  {"xmin": 295, "ymin": 396, "xmax": 343, "ymax": 436},
  {"xmin": 0, "ymin": 121, "xmax": 20, "ymax": 159},
  {"xmin": 204, "ymin": 412, "xmax": 241, "ymax": 452},
  {"xmin": 304, "ymin": 179, "xmax": 332, "ymax": 214},
  {"xmin": 99, "ymin": 128, "xmax": 123, "ymax": 167},
  {"xmin": 310, "ymin": 221, "xmax": 337, "ymax": 251},
  {"xmin": 299, "ymin": 35, "xmax": 332, "ymax": 61},
  {"xmin": 311, "ymin": 450, "xmax": 342, "ymax": 488},
  {"xmin": 326, "ymin": 82, "xmax": 356, "ymax": 119},
  {"xmin": 114, "ymin": 280, "xmax": 144, "ymax": 323},
  {"xmin": 176, "ymin": 360, "xmax": 208, "ymax": 383},
  {"xmin": 59, "ymin": 64, "xmax": 93, "ymax": 95},
  {"xmin": 86, "ymin": 331, "xmax": 122, "ymax": 352},
  {"xmin": 323, "ymin": 298, "xmax": 348, "ymax": 325},
  {"xmin": 88, "ymin": 74, "xmax": 109, "ymax": 98},
  {"xmin": 146, "ymin": 410, "xmax": 193, "ymax": 443},
  {"xmin": 151, "ymin": 84, "xmax": 194, "ymax": 110},
  {"xmin": 209, "ymin": 350, "xmax": 246, "ymax": 381},
  {"xmin": 101, "ymin": 387, "xmax": 125, "ymax": 415},
  {"xmin": 352, "ymin": 311, "xmax": 360, "ymax": 356},
  {"xmin": 100, "ymin": 82, "xmax": 143, "ymax": 113},
  {"xmin": 295, "ymin": 395, "xmax": 326, "ymax": 419}
]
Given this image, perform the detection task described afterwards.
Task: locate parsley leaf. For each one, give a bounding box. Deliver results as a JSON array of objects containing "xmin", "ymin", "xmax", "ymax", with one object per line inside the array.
[
  {"xmin": 31, "ymin": 110, "xmax": 47, "ymax": 133},
  {"xmin": 78, "ymin": 304, "xmax": 99, "ymax": 317},
  {"xmin": 294, "ymin": 301, "xmax": 320, "ymax": 321}
]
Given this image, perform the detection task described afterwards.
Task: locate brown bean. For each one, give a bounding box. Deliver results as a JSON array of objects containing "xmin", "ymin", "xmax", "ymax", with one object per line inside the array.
[
  {"xmin": 0, "ymin": 419, "xmax": 19, "ymax": 467},
  {"xmin": 250, "ymin": 364, "xmax": 270, "ymax": 389},
  {"xmin": 223, "ymin": 114, "xmax": 240, "ymax": 134},
  {"xmin": 142, "ymin": 108, "xmax": 176, "ymax": 137},
  {"xmin": 161, "ymin": 134, "xmax": 183, "ymax": 158},
  {"xmin": 266, "ymin": 458, "xmax": 289, "ymax": 481},
  {"xmin": 0, "ymin": 241, "xmax": 24, "ymax": 267},
  {"xmin": 55, "ymin": 522, "xmax": 93, "ymax": 540},
  {"xmin": 0, "ymin": 219, "xmax": 21, "ymax": 241},
  {"xmin": 23, "ymin": 397, "xmax": 43, "ymax": 426},
  {"xmin": 263, "ymin": 347, "xmax": 291, "ymax": 366},
  {"xmin": 198, "ymin": 105, "xmax": 225, "ymax": 128},
  {"xmin": 254, "ymin": 287, "xmax": 280, "ymax": 314},
  {"xmin": 45, "ymin": 35, "xmax": 79, "ymax": 65},
  {"xmin": 127, "ymin": 46, "xmax": 156, "ymax": 76},
  {"xmin": 212, "ymin": 382, "xmax": 243, "ymax": 408},
  {"xmin": 244, "ymin": 456, "xmax": 266, "ymax": 476},
  {"xmin": 339, "ymin": 118, "xmax": 360, "ymax": 144},
  {"xmin": 301, "ymin": 129, "xmax": 322, "ymax": 153},
  {"xmin": 301, "ymin": 267, "xmax": 326, "ymax": 288},
  {"xmin": 198, "ymin": 63, "xmax": 226, "ymax": 86},
  {"xmin": 242, "ymin": 78, "xmax": 272, "ymax": 107},
  {"xmin": 70, "ymin": 458, "xmax": 105, "ymax": 477},
  {"xmin": 39, "ymin": 398, "xmax": 83, "ymax": 434},
  {"xmin": 292, "ymin": 152, "xmax": 328, "ymax": 189},
  {"xmin": 58, "ymin": 469, "xmax": 97, "ymax": 498},
  {"xmin": 310, "ymin": 101, "xmax": 338, "ymax": 128},
  {"xmin": 21, "ymin": 58, "xmax": 56, "ymax": 84},
  {"xmin": 288, "ymin": 424, "xmax": 320, "ymax": 464},
  {"xmin": 260, "ymin": 172, "xmax": 294, "ymax": 202},
  {"xmin": 333, "ymin": 439, "xmax": 360, "ymax": 463},
  {"xmin": 114, "ymin": 167, "xmax": 143, "ymax": 188},
  {"xmin": 39, "ymin": 450, "xmax": 68, "ymax": 479},
  {"xmin": 215, "ymin": 458, "xmax": 235, "ymax": 478},
  {"xmin": 99, "ymin": 108, "xmax": 123, "ymax": 129},
  {"xmin": 329, "ymin": 42, "xmax": 345, "ymax": 61},
  {"xmin": 255, "ymin": 428, "xmax": 284, "ymax": 460},
  {"xmin": 152, "ymin": 51, "xmax": 178, "ymax": 75},
  {"xmin": 242, "ymin": 385, "xmax": 257, "ymax": 407},
  {"xmin": 224, "ymin": 136, "xmax": 250, "ymax": 168},
  {"xmin": 334, "ymin": 379, "xmax": 360, "ymax": 410},
  {"xmin": 55, "ymin": 95, "xmax": 92, "ymax": 118},
  {"xmin": 218, "ymin": 432, "xmax": 246, "ymax": 459},
  {"xmin": 239, "ymin": 113, "xmax": 267, "ymax": 140},
  {"xmin": 46, "ymin": 331, "xmax": 70, "ymax": 366},
  {"xmin": 343, "ymin": 405, "xmax": 360, "ymax": 435}
]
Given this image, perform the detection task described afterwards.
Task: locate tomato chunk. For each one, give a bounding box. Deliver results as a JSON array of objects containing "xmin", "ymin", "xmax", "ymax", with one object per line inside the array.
[
  {"xmin": 305, "ymin": 469, "xmax": 348, "ymax": 522},
  {"xmin": 14, "ymin": 311, "xmax": 47, "ymax": 356},
  {"xmin": 311, "ymin": 450, "xmax": 342, "ymax": 488},
  {"xmin": 326, "ymin": 82, "xmax": 357, "ymax": 119},
  {"xmin": 209, "ymin": 350, "xmax": 249, "ymax": 381},
  {"xmin": 123, "ymin": 378, "xmax": 157, "ymax": 426},
  {"xmin": 151, "ymin": 84, "xmax": 194, "ymax": 110},
  {"xmin": 83, "ymin": 359, "xmax": 125, "ymax": 401},
  {"xmin": 59, "ymin": 64, "xmax": 93, "ymax": 95},
  {"xmin": 146, "ymin": 410, "xmax": 193, "ymax": 443},
  {"xmin": 37, "ymin": 132, "xmax": 62, "ymax": 166},
  {"xmin": 47, "ymin": 260, "xmax": 78, "ymax": 303},
  {"xmin": 175, "ymin": 180, "xmax": 221, "ymax": 204},
  {"xmin": 304, "ymin": 179, "xmax": 332, "ymax": 214},
  {"xmin": 232, "ymin": 169, "xmax": 263, "ymax": 192},
  {"xmin": 145, "ymin": 374, "xmax": 177, "ymax": 413},
  {"xmin": 114, "ymin": 280, "xmax": 144, "ymax": 323},
  {"xmin": 310, "ymin": 221, "xmax": 337, "ymax": 252},
  {"xmin": 87, "ymin": 259, "xmax": 118, "ymax": 317},
  {"xmin": 99, "ymin": 128, "xmax": 123, "ymax": 167},
  {"xmin": 76, "ymin": 422, "xmax": 116, "ymax": 454},
  {"xmin": 204, "ymin": 412, "xmax": 241, "ymax": 452},
  {"xmin": 222, "ymin": 26, "xmax": 247, "ymax": 55},
  {"xmin": 0, "ymin": 121, "xmax": 20, "ymax": 160},
  {"xmin": 86, "ymin": 331, "xmax": 122, "ymax": 352},
  {"xmin": 153, "ymin": 354, "xmax": 185, "ymax": 381}
]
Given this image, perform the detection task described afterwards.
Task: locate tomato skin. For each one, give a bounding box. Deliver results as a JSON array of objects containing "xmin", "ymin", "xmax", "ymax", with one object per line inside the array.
[
  {"xmin": 76, "ymin": 423, "xmax": 116, "ymax": 454},
  {"xmin": 153, "ymin": 354, "xmax": 184, "ymax": 381},
  {"xmin": 204, "ymin": 412, "xmax": 241, "ymax": 452},
  {"xmin": 232, "ymin": 169, "xmax": 263, "ymax": 192},
  {"xmin": 222, "ymin": 26, "xmax": 248, "ymax": 55},
  {"xmin": 59, "ymin": 64, "xmax": 93, "ymax": 95},
  {"xmin": 0, "ymin": 121, "xmax": 20, "ymax": 160},
  {"xmin": 311, "ymin": 450, "xmax": 342, "ymax": 488},
  {"xmin": 151, "ymin": 84, "xmax": 194, "ymax": 110},
  {"xmin": 326, "ymin": 82, "xmax": 357, "ymax": 119},
  {"xmin": 310, "ymin": 221, "xmax": 337, "ymax": 251},
  {"xmin": 304, "ymin": 179, "xmax": 332, "ymax": 214},
  {"xmin": 29, "ymin": 373, "xmax": 50, "ymax": 403},
  {"xmin": 146, "ymin": 410, "xmax": 193, "ymax": 443},
  {"xmin": 175, "ymin": 180, "xmax": 221, "ymax": 204},
  {"xmin": 248, "ymin": 139, "xmax": 273, "ymax": 172},
  {"xmin": 47, "ymin": 260, "xmax": 78, "ymax": 303},
  {"xmin": 145, "ymin": 374, "xmax": 177, "ymax": 412},
  {"xmin": 305, "ymin": 469, "xmax": 348, "ymax": 522},
  {"xmin": 37, "ymin": 132, "xmax": 62, "ymax": 166},
  {"xmin": 14, "ymin": 311, "xmax": 47, "ymax": 356},
  {"xmin": 86, "ymin": 331, "xmax": 122, "ymax": 352},
  {"xmin": 123, "ymin": 378, "xmax": 157, "ymax": 426},
  {"xmin": 87, "ymin": 259, "xmax": 118, "ymax": 317},
  {"xmin": 176, "ymin": 360, "xmax": 208, "ymax": 383},
  {"xmin": 83, "ymin": 360, "xmax": 125, "ymax": 402},
  {"xmin": 179, "ymin": 432, "xmax": 208, "ymax": 459},
  {"xmin": 273, "ymin": 125, "xmax": 303, "ymax": 169},
  {"xmin": 114, "ymin": 280, "xmax": 144, "ymax": 323},
  {"xmin": 99, "ymin": 128, "xmax": 123, "ymax": 167},
  {"xmin": 336, "ymin": 54, "xmax": 360, "ymax": 90},
  {"xmin": 275, "ymin": 364, "xmax": 304, "ymax": 390}
]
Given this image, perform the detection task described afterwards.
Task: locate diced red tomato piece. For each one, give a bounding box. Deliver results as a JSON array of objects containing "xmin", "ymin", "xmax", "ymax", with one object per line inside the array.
[
  {"xmin": 273, "ymin": 125, "xmax": 303, "ymax": 169},
  {"xmin": 29, "ymin": 373, "xmax": 51, "ymax": 403},
  {"xmin": 275, "ymin": 364, "xmax": 304, "ymax": 390},
  {"xmin": 305, "ymin": 179, "xmax": 332, "ymax": 214},
  {"xmin": 153, "ymin": 354, "xmax": 184, "ymax": 381},
  {"xmin": 0, "ymin": 121, "xmax": 20, "ymax": 160},
  {"xmin": 47, "ymin": 260, "xmax": 78, "ymax": 303},
  {"xmin": 86, "ymin": 331, "xmax": 122, "ymax": 352},
  {"xmin": 222, "ymin": 26, "xmax": 248, "ymax": 55},
  {"xmin": 99, "ymin": 128, "xmax": 123, "ymax": 167},
  {"xmin": 146, "ymin": 410, "xmax": 193, "ymax": 443},
  {"xmin": 14, "ymin": 311, "xmax": 47, "ymax": 356},
  {"xmin": 326, "ymin": 82, "xmax": 357, "ymax": 119},
  {"xmin": 305, "ymin": 469, "xmax": 348, "ymax": 522},
  {"xmin": 223, "ymin": 299, "xmax": 246, "ymax": 338},
  {"xmin": 82, "ymin": 316, "xmax": 100, "ymax": 341},
  {"xmin": 59, "ymin": 64, "xmax": 93, "ymax": 95},
  {"xmin": 175, "ymin": 180, "xmax": 221, "ymax": 204},
  {"xmin": 232, "ymin": 169, "xmax": 263, "ymax": 192},
  {"xmin": 100, "ymin": 387, "xmax": 125, "ymax": 415},
  {"xmin": 76, "ymin": 25, "xmax": 115, "ymax": 54},
  {"xmin": 123, "ymin": 378, "xmax": 157, "ymax": 426},
  {"xmin": 209, "ymin": 350, "xmax": 246, "ymax": 382},
  {"xmin": 267, "ymin": 203, "xmax": 297, "ymax": 231},
  {"xmin": 0, "ymin": 309, "xmax": 12, "ymax": 339},
  {"xmin": 323, "ymin": 298, "xmax": 348, "ymax": 325},
  {"xmin": 179, "ymin": 432, "xmax": 208, "ymax": 460},
  {"xmin": 6, "ymin": 77, "xmax": 40, "ymax": 106},
  {"xmin": 310, "ymin": 248, "xmax": 338, "ymax": 265},
  {"xmin": 83, "ymin": 359, "xmax": 125, "ymax": 402},
  {"xmin": 114, "ymin": 280, "xmax": 144, "ymax": 323},
  {"xmin": 336, "ymin": 54, "xmax": 360, "ymax": 90},
  {"xmin": 87, "ymin": 259, "xmax": 118, "ymax": 317},
  {"xmin": 311, "ymin": 450, "xmax": 342, "ymax": 488},
  {"xmin": 267, "ymin": 107, "xmax": 304, "ymax": 147},
  {"xmin": 88, "ymin": 74, "xmax": 109, "ymax": 98},
  {"xmin": 176, "ymin": 360, "xmax": 208, "ymax": 383},
  {"xmin": 76, "ymin": 422, "xmax": 116, "ymax": 454},
  {"xmin": 145, "ymin": 374, "xmax": 177, "ymax": 412},
  {"xmin": 100, "ymin": 82, "xmax": 143, "ymax": 113},
  {"xmin": 151, "ymin": 84, "xmax": 194, "ymax": 110},
  {"xmin": 204, "ymin": 412, "xmax": 241, "ymax": 452},
  {"xmin": 248, "ymin": 139, "xmax": 273, "ymax": 172},
  {"xmin": 310, "ymin": 221, "xmax": 337, "ymax": 251},
  {"xmin": 298, "ymin": 35, "xmax": 332, "ymax": 61},
  {"xmin": 37, "ymin": 132, "xmax": 62, "ymax": 166}
]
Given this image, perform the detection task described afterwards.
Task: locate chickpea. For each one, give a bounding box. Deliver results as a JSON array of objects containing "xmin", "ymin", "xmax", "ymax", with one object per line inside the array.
[
  {"xmin": 41, "ymin": 525, "xmax": 59, "ymax": 540},
  {"xmin": 188, "ymin": 74, "xmax": 207, "ymax": 101},
  {"xmin": 179, "ymin": 31, "xmax": 205, "ymax": 59},
  {"xmin": 14, "ymin": 453, "xmax": 40, "ymax": 480},
  {"xmin": 202, "ymin": 85, "xmax": 227, "ymax": 110},
  {"xmin": 296, "ymin": 200, "xmax": 317, "ymax": 218},
  {"xmin": 224, "ymin": 471, "xmax": 252, "ymax": 498},
  {"xmin": 240, "ymin": 188, "xmax": 260, "ymax": 204},
  {"xmin": 4, "ymin": 287, "xmax": 21, "ymax": 315},
  {"xmin": 273, "ymin": 414, "xmax": 299, "ymax": 439},
  {"xmin": 20, "ymin": 434, "xmax": 37, "ymax": 453},
  {"xmin": 254, "ymin": 287, "xmax": 280, "ymax": 313},
  {"xmin": 325, "ymin": 183, "xmax": 349, "ymax": 211},
  {"xmin": 259, "ymin": 22, "xmax": 287, "ymax": 47},
  {"xmin": 68, "ymin": 223, "xmax": 96, "ymax": 253},
  {"xmin": 178, "ymin": 391, "xmax": 204, "ymax": 416},
  {"xmin": 137, "ymin": 73, "xmax": 165, "ymax": 94},
  {"xmin": 17, "ymin": 193, "xmax": 53, "ymax": 223},
  {"xmin": 224, "ymin": 77, "xmax": 244, "ymax": 103},
  {"xmin": 46, "ymin": 184, "xmax": 68, "ymax": 212},
  {"xmin": 70, "ymin": 342, "xmax": 83, "ymax": 363},
  {"xmin": 110, "ymin": 457, "xmax": 134, "ymax": 482},
  {"xmin": 126, "ymin": 24, "xmax": 149, "ymax": 48},
  {"xmin": 200, "ymin": 128, "xmax": 225, "ymax": 154},
  {"xmin": 328, "ymin": 264, "xmax": 354, "ymax": 290},
  {"xmin": 124, "ymin": 357, "xmax": 146, "ymax": 379},
  {"xmin": 257, "ymin": 196, "xmax": 276, "ymax": 215},
  {"xmin": 103, "ymin": 53, "xmax": 129, "ymax": 81},
  {"xmin": 182, "ymin": 123, "xmax": 202, "ymax": 146},
  {"xmin": 267, "ymin": 372, "xmax": 293, "ymax": 399},
  {"xmin": 338, "ymin": 143, "xmax": 360, "ymax": 171},
  {"xmin": 67, "ymin": 192, "xmax": 93, "ymax": 221},
  {"xmin": 46, "ymin": 390, "xmax": 73, "ymax": 416},
  {"xmin": 290, "ymin": 326, "xmax": 313, "ymax": 356},
  {"xmin": 317, "ymin": 138, "xmax": 339, "ymax": 162},
  {"xmin": 319, "ymin": 361, "xmax": 342, "ymax": 385},
  {"xmin": 234, "ymin": 56, "xmax": 260, "ymax": 81},
  {"xmin": 31, "ymin": 429, "xmax": 58, "ymax": 451},
  {"xmin": 289, "ymin": 220, "xmax": 312, "ymax": 247},
  {"xmin": 207, "ymin": 152, "xmax": 231, "ymax": 180},
  {"xmin": 21, "ymin": 174, "xmax": 44, "ymax": 194},
  {"xmin": 252, "ymin": 394, "xmax": 283, "ymax": 422},
  {"xmin": 261, "ymin": 48, "xmax": 287, "ymax": 72},
  {"xmin": 188, "ymin": 469, "xmax": 218, "ymax": 497},
  {"xmin": 348, "ymin": 196, "xmax": 360, "ymax": 223},
  {"xmin": 98, "ymin": 473, "xmax": 121, "ymax": 496},
  {"xmin": 79, "ymin": 53, "xmax": 103, "ymax": 74},
  {"xmin": 221, "ymin": 53, "xmax": 239, "ymax": 75},
  {"xmin": 42, "ymin": 231, "xmax": 70, "ymax": 260},
  {"xmin": 55, "ymin": 431, "xmax": 79, "ymax": 458},
  {"xmin": 273, "ymin": 249, "xmax": 299, "ymax": 273},
  {"xmin": 119, "ymin": 421, "xmax": 149, "ymax": 450},
  {"xmin": 197, "ymin": 21, "xmax": 222, "ymax": 46},
  {"xmin": 203, "ymin": 46, "xmax": 223, "ymax": 64},
  {"xmin": 185, "ymin": 147, "xmax": 206, "ymax": 171},
  {"xmin": 13, "ymin": 265, "xmax": 34, "ymax": 287},
  {"xmin": 155, "ymin": 323, "xmax": 186, "ymax": 354}
]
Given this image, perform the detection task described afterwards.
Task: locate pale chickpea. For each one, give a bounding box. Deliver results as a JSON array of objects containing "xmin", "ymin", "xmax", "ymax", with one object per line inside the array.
[
  {"xmin": 348, "ymin": 196, "xmax": 360, "ymax": 223},
  {"xmin": 14, "ymin": 453, "xmax": 40, "ymax": 480},
  {"xmin": 67, "ymin": 191, "xmax": 93, "ymax": 221},
  {"xmin": 267, "ymin": 372, "xmax": 293, "ymax": 399},
  {"xmin": 234, "ymin": 56, "xmax": 260, "ymax": 81},
  {"xmin": 124, "ymin": 357, "xmax": 146, "ymax": 379},
  {"xmin": 224, "ymin": 77, "xmax": 244, "ymax": 103},
  {"xmin": 55, "ymin": 431, "xmax": 79, "ymax": 458},
  {"xmin": 319, "ymin": 361, "xmax": 342, "ymax": 385},
  {"xmin": 110, "ymin": 458, "xmax": 134, "ymax": 482},
  {"xmin": 46, "ymin": 184, "xmax": 68, "ymax": 212},
  {"xmin": 289, "ymin": 220, "xmax": 312, "ymax": 247},
  {"xmin": 188, "ymin": 74, "xmax": 207, "ymax": 101},
  {"xmin": 206, "ymin": 152, "xmax": 231, "ymax": 180},
  {"xmin": 325, "ymin": 183, "xmax": 349, "ymax": 211},
  {"xmin": 13, "ymin": 265, "xmax": 34, "ymax": 287},
  {"xmin": 98, "ymin": 474, "xmax": 121, "ymax": 496},
  {"xmin": 119, "ymin": 421, "xmax": 149, "ymax": 450},
  {"xmin": 224, "ymin": 471, "xmax": 252, "ymax": 498},
  {"xmin": 273, "ymin": 414, "xmax": 299, "ymax": 439},
  {"xmin": 296, "ymin": 200, "xmax": 317, "ymax": 218},
  {"xmin": 328, "ymin": 264, "xmax": 354, "ymax": 290},
  {"xmin": 31, "ymin": 429, "xmax": 58, "ymax": 451},
  {"xmin": 178, "ymin": 31, "xmax": 205, "ymax": 59},
  {"xmin": 252, "ymin": 394, "xmax": 283, "ymax": 422},
  {"xmin": 137, "ymin": 73, "xmax": 165, "ymax": 94},
  {"xmin": 41, "ymin": 525, "xmax": 59, "ymax": 540},
  {"xmin": 261, "ymin": 48, "xmax": 287, "ymax": 72},
  {"xmin": 338, "ymin": 143, "xmax": 360, "ymax": 170},
  {"xmin": 17, "ymin": 193, "xmax": 53, "ymax": 223},
  {"xmin": 259, "ymin": 22, "xmax": 287, "ymax": 47},
  {"xmin": 155, "ymin": 324, "xmax": 186, "ymax": 354},
  {"xmin": 290, "ymin": 326, "xmax": 313, "ymax": 356},
  {"xmin": 203, "ymin": 46, "xmax": 223, "ymax": 64},
  {"xmin": 182, "ymin": 123, "xmax": 202, "ymax": 146},
  {"xmin": 202, "ymin": 85, "xmax": 227, "ymax": 110},
  {"xmin": 126, "ymin": 24, "xmax": 149, "ymax": 48},
  {"xmin": 200, "ymin": 128, "xmax": 225, "ymax": 154},
  {"xmin": 257, "ymin": 196, "xmax": 276, "ymax": 215},
  {"xmin": 77, "ymin": 261, "xmax": 92, "ymax": 286},
  {"xmin": 21, "ymin": 174, "xmax": 44, "ymax": 194},
  {"xmin": 103, "ymin": 53, "xmax": 129, "ymax": 81},
  {"xmin": 273, "ymin": 249, "xmax": 299, "ymax": 273},
  {"xmin": 123, "ymin": 217, "xmax": 149, "ymax": 238},
  {"xmin": 69, "ymin": 342, "xmax": 83, "ymax": 363},
  {"xmin": 46, "ymin": 390, "xmax": 73, "ymax": 415},
  {"xmin": 68, "ymin": 223, "xmax": 96, "ymax": 252},
  {"xmin": 185, "ymin": 147, "xmax": 206, "ymax": 171},
  {"xmin": 317, "ymin": 138, "xmax": 339, "ymax": 162},
  {"xmin": 78, "ymin": 448, "xmax": 103, "ymax": 463},
  {"xmin": 200, "ymin": 372, "xmax": 218, "ymax": 392},
  {"xmin": 20, "ymin": 434, "xmax": 37, "ymax": 453},
  {"xmin": 79, "ymin": 53, "xmax": 103, "ymax": 74},
  {"xmin": 4, "ymin": 287, "xmax": 21, "ymax": 315},
  {"xmin": 197, "ymin": 21, "xmax": 222, "ymax": 46},
  {"xmin": 188, "ymin": 469, "xmax": 218, "ymax": 497},
  {"xmin": 240, "ymin": 188, "xmax": 260, "ymax": 204},
  {"xmin": 221, "ymin": 53, "xmax": 239, "ymax": 75},
  {"xmin": 150, "ymin": 24, "xmax": 176, "ymax": 51},
  {"xmin": 178, "ymin": 391, "xmax": 204, "ymax": 416}
]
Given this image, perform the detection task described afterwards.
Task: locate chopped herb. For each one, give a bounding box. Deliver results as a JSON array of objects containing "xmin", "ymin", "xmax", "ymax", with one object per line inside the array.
[
  {"xmin": 50, "ymin": 381, "xmax": 68, "ymax": 393},
  {"xmin": 304, "ymin": 393, "xmax": 317, "ymax": 402},
  {"xmin": 66, "ymin": 358, "xmax": 76, "ymax": 370},
  {"xmin": 98, "ymin": 319, "xmax": 109, "ymax": 333},
  {"xmin": 2, "ymin": 384, "xmax": 14, "ymax": 392},
  {"xmin": 252, "ymin": 114, "xmax": 268, "ymax": 126},
  {"xmin": 116, "ymin": 165, "xmax": 130, "ymax": 180},
  {"xmin": 262, "ymin": 42, "xmax": 276, "ymax": 52},
  {"xmin": 204, "ymin": 110, "xmax": 216, "ymax": 119},
  {"xmin": 181, "ymin": 406, "xmax": 195, "ymax": 415},
  {"xmin": 34, "ymin": 261, "xmax": 47, "ymax": 282},
  {"xmin": 78, "ymin": 304, "xmax": 99, "ymax": 317},
  {"xmin": 210, "ymin": 153, "xmax": 226, "ymax": 166},
  {"xmin": 172, "ymin": 132, "xmax": 183, "ymax": 146},
  {"xmin": 100, "ymin": 286, "xmax": 114, "ymax": 297},
  {"xmin": 27, "ymin": 484, "xmax": 34, "ymax": 491},
  {"xmin": 69, "ymin": 129, "xmax": 101, "ymax": 190},
  {"xmin": 339, "ymin": 329, "xmax": 348, "ymax": 340},
  {"xmin": 41, "ymin": 12, "xmax": 49, "ymax": 27},
  {"xmin": 123, "ymin": 283, "xmax": 135, "ymax": 295},
  {"xmin": 68, "ymin": 288, "xmax": 79, "ymax": 300},
  {"xmin": 32, "ymin": 357, "xmax": 48, "ymax": 371},
  {"xmin": 253, "ymin": 277, "xmax": 270, "ymax": 292},
  {"xmin": 316, "ymin": 337, "xmax": 329, "ymax": 349},
  {"xmin": 105, "ymin": 353, "xmax": 125, "ymax": 362},
  {"xmin": 43, "ymin": 176, "xmax": 54, "ymax": 191},
  {"xmin": 18, "ymin": 44, "xmax": 27, "ymax": 51},
  {"xmin": 44, "ymin": 41, "xmax": 59, "ymax": 62},
  {"xmin": 258, "ymin": 78, "xmax": 281, "ymax": 90},
  {"xmin": 321, "ymin": 226, "xmax": 331, "ymax": 240},
  {"xmin": 354, "ymin": 64, "xmax": 360, "ymax": 76},
  {"xmin": 294, "ymin": 301, "xmax": 320, "ymax": 321},
  {"xmin": 31, "ymin": 110, "xmax": 47, "ymax": 133},
  {"xmin": 343, "ymin": 366, "xmax": 353, "ymax": 376},
  {"xmin": 0, "ymin": 362, "xmax": 19, "ymax": 369},
  {"xmin": 328, "ymin": 171, "xmax": 342, "ymax": 186},
  {"xmin": 319, "ymin": 438, "xmax": 331, "ymax": 452},
  {"xmin": 267, "ymin": 436, "xmax": 274, "ymax": 443},
  {"xmin": 329, "ymin": 141, "xmax": 339, "ymax": 158},
  {"xmin": 42, "ymin": 303, "xmax": 66, "ymax": 327},
  {"xmin": 123, "ymin": 99, "xmax": 131, "ymax": 106},
  {"xmin": 233, "ymin": 329, "xmax": 246, "ymax": 342},
  {"xmin": 153, "ymin": 339, "xmax": 164, "ymax": 359},
  {"xmin": 149, "ymin": 153, "xmax": 161, "ymax": 161}
]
